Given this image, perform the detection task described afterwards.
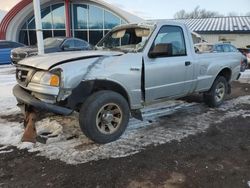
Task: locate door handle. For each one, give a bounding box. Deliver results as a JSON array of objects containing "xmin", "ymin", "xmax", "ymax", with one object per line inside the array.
[{"xmin": 185, "ymin": 61, "xmax": 191, "ymax": 66}]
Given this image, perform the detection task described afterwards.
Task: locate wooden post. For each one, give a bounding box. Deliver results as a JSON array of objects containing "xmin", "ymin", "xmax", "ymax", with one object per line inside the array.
[{"xmin": 21, "ymin": 107, "xmax": 37, "ymax": 143}]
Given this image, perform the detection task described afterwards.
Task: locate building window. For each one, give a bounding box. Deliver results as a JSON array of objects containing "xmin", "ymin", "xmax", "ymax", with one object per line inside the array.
[
  {"xmin": 52, "ymin": 4, "xmax": 66, "ymax": 29},
  {"xmin": 41, "ymin": 6, "xmax": 52, "ymax": 29},
  {"xmin": 19, "ymin": 3, "xmax": 66, "ymax": 45},
  {"xmin": 88, "ymin": 5, "xmax": 104, "ymax": 29},
  {"xmin": 71, "ymin": 3, "xmax": 127, "ymax": 45},
  {"xmin": 104, "ymin": 11, "xmax": 120, "ymax": 29},
  {"xmin": 73, "ymin": 4, "xmax": 88, "ymax": 29},
  {"xmin": 19, "ymin": 3, "xmax": 127, "ymax": 46},
  {"xmin": 89, "ymin": 30, "xmax": 103, "ymax": 45}
]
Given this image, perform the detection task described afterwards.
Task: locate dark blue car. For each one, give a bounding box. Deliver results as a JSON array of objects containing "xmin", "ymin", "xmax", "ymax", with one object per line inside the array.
[{"xmin": 0, "ymin": 40, "xmax": 25, "ymax": 65}]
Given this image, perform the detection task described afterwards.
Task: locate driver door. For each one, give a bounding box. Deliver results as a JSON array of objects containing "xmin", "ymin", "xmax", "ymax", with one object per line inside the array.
[{"xmin": 143, "ymin": 25, "xmax": 195, "ymax": 102}]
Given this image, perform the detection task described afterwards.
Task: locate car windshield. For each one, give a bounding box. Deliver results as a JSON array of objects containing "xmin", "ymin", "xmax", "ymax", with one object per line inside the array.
[
  {"xmin": 43, "ymin": 38, "xmax": 64, "ymax": 48},
  {"xmin": 96, "ymin": 24, "xmax": 155, "ymax": 52}
]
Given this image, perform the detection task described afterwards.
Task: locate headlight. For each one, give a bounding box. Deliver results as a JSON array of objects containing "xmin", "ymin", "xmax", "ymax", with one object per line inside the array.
[{"xmin": 31, "ymin": 71, "xmax": 60, "ymax": 87}]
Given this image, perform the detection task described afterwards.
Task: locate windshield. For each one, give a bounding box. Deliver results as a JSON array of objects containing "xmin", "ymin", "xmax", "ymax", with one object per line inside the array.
[
  {"xmin": 43, "ymin": 38, "xmax": 64, "ymax": 48},
  {"xmin": 96, "ymin": 24, "xmax": 155, "ymax": 52}
]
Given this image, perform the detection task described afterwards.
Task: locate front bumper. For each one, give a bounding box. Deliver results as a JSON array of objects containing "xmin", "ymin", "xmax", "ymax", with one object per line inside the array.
[{"xmin": 13, "ymin": 85, "xmax": 73, "ymax": 115}]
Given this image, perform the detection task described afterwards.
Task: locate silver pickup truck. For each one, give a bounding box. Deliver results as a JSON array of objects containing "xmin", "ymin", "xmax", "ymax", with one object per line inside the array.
[{"xmin": 13, "ymin": 21, "xmax": 242, "ymax": 143}]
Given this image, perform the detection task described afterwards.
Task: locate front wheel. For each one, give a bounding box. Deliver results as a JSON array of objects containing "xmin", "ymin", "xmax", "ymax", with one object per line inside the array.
[
  {"xmin": 79, "ymin": 91, "xmax": 130, "ymax": 144},
  {"xmin": 203, "ymin": 76, "xmax": 228, "ymax": 107}
]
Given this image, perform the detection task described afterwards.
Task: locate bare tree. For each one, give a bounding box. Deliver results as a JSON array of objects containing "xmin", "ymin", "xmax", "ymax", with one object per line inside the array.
[
  {"xmin": 174, "ymin": 10, "xmax": 186, "ymax": 19},
  {"xmin": 228, "ymin": 12, "xmax": 238, "ymax": 16},
  {"xmin": 174, "ymin": 6, "xmax": 222, "ymax": 19}
]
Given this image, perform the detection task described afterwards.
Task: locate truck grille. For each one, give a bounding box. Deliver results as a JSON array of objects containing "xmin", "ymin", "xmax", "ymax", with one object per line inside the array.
[{"xmin": 16, "ymin": 67, "xmax": 35, "ymax": 87}]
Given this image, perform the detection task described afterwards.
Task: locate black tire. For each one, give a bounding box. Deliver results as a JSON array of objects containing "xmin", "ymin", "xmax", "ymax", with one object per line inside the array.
[
  {"xmin": 79, "ymin": 90, "xmax": 130, "ymax": 144},
  {"xmin": 203, "ymin": 76, "xmax": 228, "ymax": 108}
]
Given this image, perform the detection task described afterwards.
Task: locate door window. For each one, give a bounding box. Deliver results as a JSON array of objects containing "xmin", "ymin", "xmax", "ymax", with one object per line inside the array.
[
  {"xmin": 75, "ymin": 40, "xmax": 88, "ymax": 49},
  {"xmin": 150, "ymin": 25, "xmax": 187, "ymax": 57},
  {"xmin": 215, "ymin": 45, "xmax": 224, "ymax": 52},
  {"xmin": 228, "ymin": 45, "xmax": 238, "ymax": 52},
  {"xmin": 223, "ymin": 44, "xmax": 231, "ymax": 52},
  {"xmin": 63, "ymin": 39, "xmax": 75, "ymax": 49}
]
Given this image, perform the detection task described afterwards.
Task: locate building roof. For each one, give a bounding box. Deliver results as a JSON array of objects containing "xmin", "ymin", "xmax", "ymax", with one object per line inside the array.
[{"xmin": 173, "ymin": 16, "xmax": 250, "ymax": 34}]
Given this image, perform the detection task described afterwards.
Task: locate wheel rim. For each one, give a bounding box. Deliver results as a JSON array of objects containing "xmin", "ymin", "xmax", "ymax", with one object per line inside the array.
[
  {"xmin": 215, "ymin": 82, "xmax": 225, "ymax": 103},
  {"xmin": 96, "ymin": 103, "xmax": 123, "ymax": 135}
]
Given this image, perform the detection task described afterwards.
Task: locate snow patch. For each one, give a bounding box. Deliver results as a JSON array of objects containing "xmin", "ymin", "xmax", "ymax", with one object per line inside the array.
[
  {"xmin": 0, "ymin": 121, "xmax": 23, "ymax": 146},
  {"xmin": 0, "ymin": 146, "xmax": 8, "ymax": 150},
  {"xmin": 239, "ymin": 70, "xmax": 250, "ymax": 83},
  {"xmin": 17, "ymin": 142, "xmax": 35, "ymax": 150},
  {"xmin": 0, "ymin": 149, "xmax": 13, "ymax": 154}
]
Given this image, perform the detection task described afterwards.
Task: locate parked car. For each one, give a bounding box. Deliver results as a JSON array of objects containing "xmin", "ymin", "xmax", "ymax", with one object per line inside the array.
[
  {"xmin": 0, "ymin": 40, "xmax": 25, "ymax": 65},
  {"xmin": 13, "ymin": 21, "xmax": 242, "ymax": 144},
  {"xmin": 238, "ymin": 48, "xmax": 250, "ymax": 67},
  {"xmin": 11, "ymin": 37, "xmax": 92, "ymax": 64},
  {"xmin": 195, "ymin": 42, "xmax": 238, "ymax": 53},
  {"xmin": 195, "ymin": 43, "xmax": 247, "ymax": 72}
]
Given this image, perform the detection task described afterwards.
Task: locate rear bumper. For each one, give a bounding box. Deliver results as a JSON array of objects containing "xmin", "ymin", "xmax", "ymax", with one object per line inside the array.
[{"xmin": 13, "ymin": 84, "xmax": 73, "ymax": 115}]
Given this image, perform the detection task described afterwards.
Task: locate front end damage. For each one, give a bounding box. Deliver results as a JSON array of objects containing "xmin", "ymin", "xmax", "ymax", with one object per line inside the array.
[
  {"xmin": 12, "ymin": 55, "xmax": 115, "ymax": 143},
  {"xmin": 14, "ymin": 64, "xmax": 74, "ymax": 115},
  {"xmin": 13, "ymin": 49, "xmax": 142, "ymax": 144},
  {"xmin": 13, "ymin": 67, "xmax": 74, "ymax": 143},
  {"xmin": 13, "ymin": 85, "xmax": 73, "ymax": 115}
]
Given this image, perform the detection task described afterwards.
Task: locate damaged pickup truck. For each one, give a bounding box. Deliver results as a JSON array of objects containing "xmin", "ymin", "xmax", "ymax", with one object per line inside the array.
[{"xmin": 13, "ymin": 21, "xmax": 242, "ymax": 143}]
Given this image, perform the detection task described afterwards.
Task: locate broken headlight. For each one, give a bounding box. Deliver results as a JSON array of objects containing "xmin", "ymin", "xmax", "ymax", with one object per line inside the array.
[{"xmin": 31, "ymin": 71, "xmax": 60, "ymax": 87}]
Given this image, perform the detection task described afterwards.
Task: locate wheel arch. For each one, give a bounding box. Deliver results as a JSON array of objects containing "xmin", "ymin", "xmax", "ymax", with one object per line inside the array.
[
  {"xmin": 65, "ymin": 79, "xmax": 132, "ymax": 111},
  {"xmin": 216, "ymin": 67, "xmax": 232, "ymax": 82},
  {"xmin": 91, "ymin": 79, "xmax": 131, "ymax": 106}
]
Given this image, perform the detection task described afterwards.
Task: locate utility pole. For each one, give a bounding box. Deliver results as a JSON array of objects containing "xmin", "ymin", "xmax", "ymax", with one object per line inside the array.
[{"xmin": 33, "ymin": 0, "xmax": 44, "ymax": 55}]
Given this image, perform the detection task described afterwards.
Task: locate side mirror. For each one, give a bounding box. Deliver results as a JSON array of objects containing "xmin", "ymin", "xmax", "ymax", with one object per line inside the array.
[{"xmin": 148, "ymin": 43, "xmax": 173, "ymax": 58}]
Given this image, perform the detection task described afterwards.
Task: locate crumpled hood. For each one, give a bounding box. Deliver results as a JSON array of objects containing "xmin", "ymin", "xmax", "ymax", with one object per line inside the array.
[{"xmin": 17, "ymin": 50, "xmax": 124, "ymax": 70}]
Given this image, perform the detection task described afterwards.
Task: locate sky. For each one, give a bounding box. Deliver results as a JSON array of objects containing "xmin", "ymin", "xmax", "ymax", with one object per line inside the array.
[{"xmin": 0, "ymin": 0, "xmax": 249, "ymax": 19}]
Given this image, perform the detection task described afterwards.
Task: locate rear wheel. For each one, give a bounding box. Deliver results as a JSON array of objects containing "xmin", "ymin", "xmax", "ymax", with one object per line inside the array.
[
  {"xmin": 203, "ymin": 76, "xmax": 228, "ymax": 107},
  {"xmin": 79, "ymin": 90, "xmax": 130, "ymax": 144}
]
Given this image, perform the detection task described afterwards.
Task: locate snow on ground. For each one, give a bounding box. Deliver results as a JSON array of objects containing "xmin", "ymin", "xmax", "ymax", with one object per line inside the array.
[
  {"xmin": 0, "ymin": 65, "xmax": 250, "ymax": 164},
  {"xmin": 0, "ymin": 65, "xmax": 19, "ymax": 115},
  {"xmin": 239, "ymin": 70, "xmax": 250, "ymax": 84}
]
